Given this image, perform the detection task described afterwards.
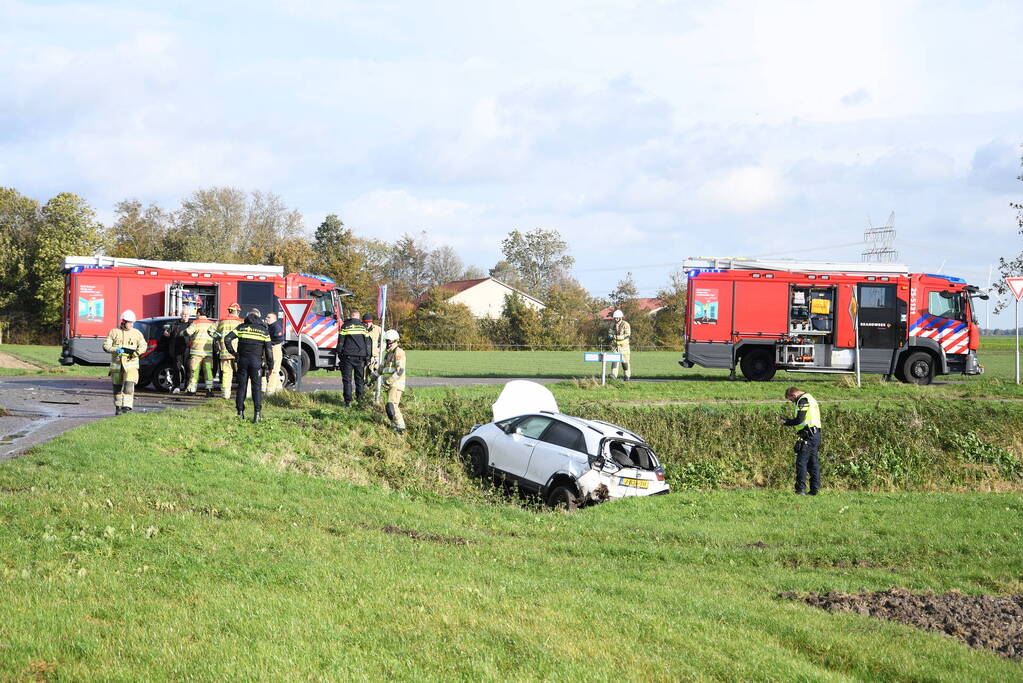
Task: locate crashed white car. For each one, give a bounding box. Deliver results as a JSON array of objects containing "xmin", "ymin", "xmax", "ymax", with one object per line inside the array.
[{"xmin": 458, "ymin": 381, "xmax": 669, "ymax": 509}]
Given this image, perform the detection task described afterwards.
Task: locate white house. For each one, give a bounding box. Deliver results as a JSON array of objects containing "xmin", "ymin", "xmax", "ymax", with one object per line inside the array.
[{"xmin": 434, "ymin": 277, "xmax": 546, "ymax": 319}]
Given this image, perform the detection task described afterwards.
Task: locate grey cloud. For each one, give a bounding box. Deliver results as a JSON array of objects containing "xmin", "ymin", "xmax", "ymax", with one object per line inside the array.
[
  {"xmin": 968, "ymin": 139, "xmax": 1021, "ymax": 194},
  {"xmin": 840, "ymin": 88, "xmax": 871, "ymax": 106}
]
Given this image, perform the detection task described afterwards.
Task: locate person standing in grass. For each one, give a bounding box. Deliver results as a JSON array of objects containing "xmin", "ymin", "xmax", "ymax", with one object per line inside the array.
[
  {"xmin": 379, "ymin": 329, "xmax": 406, "ymax": 433},
  {"xmin": 185, "ymin": 310, "xmax": 216, "ymax": 395},
  {"xmin": 214, "ymin": 303, "xmax": 243, "ymax": 399},
  {"xmin": 609, "ymin": 309, "xmax": 631, "ymax": 381},
  {"xmin": 336, "ymin": 309, "xmax": 371, "ymax": 407},
  {"xmin": 362, "ymin": 312, "xmax": 382, "ymax": 386},
  {"xmin": 225, "ymin": 310, "xmax": 273, "ymax": 423},
  {"xmin": 778, "ymin": 386, "xmax": 822, "ymax": 495},
  {"xmin": 102, "ymin": 309, "xmax": 147, "ymax": 415}
]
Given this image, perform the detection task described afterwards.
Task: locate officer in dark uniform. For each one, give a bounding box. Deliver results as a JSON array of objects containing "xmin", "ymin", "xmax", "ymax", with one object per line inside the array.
[
  {"xmin": 778, "ymin": 386, "xmax": 822, "ymax": 495},
  {"xmin": 225, "ymin": 310, "xmax": 273, "ymax": 423},
  {"xmin": 163, "ymin": 309, "xmax": 193, "ymax": 393},
  {"xmin": 336, "ymin": 309, "xmax": 371, "ymax": 407}
]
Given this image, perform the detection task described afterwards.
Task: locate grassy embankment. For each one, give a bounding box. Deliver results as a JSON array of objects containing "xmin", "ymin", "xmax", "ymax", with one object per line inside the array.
[{"xmin": 1, "ymin": 392, "xmax": 1022, "ymax": 679}]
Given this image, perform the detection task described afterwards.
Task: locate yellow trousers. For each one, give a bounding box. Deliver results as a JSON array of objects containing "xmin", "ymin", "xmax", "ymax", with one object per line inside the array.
[
  {"xmin": 611, "ymin": 350, "xmax": 631, "ymax": 379},
  {"xmin": 266, "ymin": 345, "xmax": 283, "ymax": 393},
  {"xmin": 188, "ymin": 354, "xmax": 212, "ymax": 392},
  {"xmin": 219, "ymin": 358, "xmax": 236, "ymax": 399},
  {"xmin": 110, "ymin": 366, "xmax": 139, "ymax": 409},
  {"xmin": 386, "ymin": 385, "xmax": 405, "ymax": 430}
]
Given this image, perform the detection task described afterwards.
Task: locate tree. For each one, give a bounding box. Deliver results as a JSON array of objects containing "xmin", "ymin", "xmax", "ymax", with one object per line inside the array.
[
  {"xmin": 996, "ymin": 145, "xmax": 1023, "ymax": 312},
  {"xmin": 606, "ymin": 272, "xmax": 654, "ymax": 349},
  {"xmin": 499, "ymin": 228, "xmax": 574, "ymax": 297},
  {"xmin": 0, "ymin": 188, "xmax": 40, "ymax": 330},
  {"xmin": 404, "ymin": 287, "xmax": 487, "ymax": 349},
  {"xmin": 385, "ymin": 232, "xmax": 432, "ymax": 300},
  {"xmin": 109, "ymin": 199, "xmax": 171, "ymax": 259},
  {"xmin": 488, "ymin": 260, "xmax": 524, "ymax": 290},
  {"xmin": 33, "ymin": 193, "xmax": 108, "ymax": 326},
  {"xmin": 461, "ymin": 264, "xmax": 486, "ymax": 280},
  {"xmin": 426, "ymin": 245, "xmax": 465, "ymax": 285},
  {"xmin": 499, "ymin": 293, "xmax": 544, "ymax": 349},
  {"xmin": 311, "ymin": 214, "xmax": 376, "ymax": 310},
  {"xmin": 652, "ymin": 269, "xmax": 687, "ymax": 349},
  {"xmin": 241, "ymin": 191, "xmax": 304, "ymax": 265},
  {"xmin": 538, "ymin": 279, "xmax": 599, "ymax": 350},
  {"xmin": 167, "ymin": 187, "xmax": 247, "ymax": 262}
]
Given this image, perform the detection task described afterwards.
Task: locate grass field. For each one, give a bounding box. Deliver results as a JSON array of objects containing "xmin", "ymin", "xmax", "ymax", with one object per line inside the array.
[{"xmin": 1, "ymin": 396, "xmax": 1022, "ymax": 679}]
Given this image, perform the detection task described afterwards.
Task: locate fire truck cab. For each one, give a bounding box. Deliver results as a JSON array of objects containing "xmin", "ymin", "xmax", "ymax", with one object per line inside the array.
[
  {"xmin": 60, "ymin": 256, "xmax": 350, "ymax": 377},
  {"xmin": 679, "ymin": 258, "xmax": 986, "ymax": 384}
]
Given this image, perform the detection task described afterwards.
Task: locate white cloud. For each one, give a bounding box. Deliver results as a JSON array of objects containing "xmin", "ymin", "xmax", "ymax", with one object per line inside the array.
[{"xmin": 702, "ymin": 167, "xmax": 788, "ymax": 214}]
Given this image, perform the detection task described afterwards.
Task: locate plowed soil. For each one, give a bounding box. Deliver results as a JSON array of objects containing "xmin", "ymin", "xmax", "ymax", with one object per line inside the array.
[
  {"xmin": 780, "ymin": 587, "xmax": 1023, "ymax": 660},
  {"xmin": 0, "ymin": 352, "xmax": 38, "ymax": 370}
]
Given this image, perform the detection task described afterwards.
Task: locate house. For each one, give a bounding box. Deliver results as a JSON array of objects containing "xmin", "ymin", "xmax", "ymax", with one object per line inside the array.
[
  {"xmin": 432, "ymin": 277, "xmax": 546, "ymax": 319},
  {"xmin": 598, "ymin": 298, "xmax": 667, "ymax": 319}
]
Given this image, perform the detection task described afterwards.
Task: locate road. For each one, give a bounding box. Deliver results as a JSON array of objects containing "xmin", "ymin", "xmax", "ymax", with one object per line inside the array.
[{"xmin": 0, "ymin": 374, "xmax": 561, "ymax": 460}]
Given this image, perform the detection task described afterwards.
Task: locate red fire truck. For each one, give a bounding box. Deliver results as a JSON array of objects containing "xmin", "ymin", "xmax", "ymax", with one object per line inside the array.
[
  {"xmin": 60, "ymin": 256, "xmax": 350, "ymax": 376},
  {"xmin": 679, "ymin": 258, "xmax": 987, "ymax": 384}
]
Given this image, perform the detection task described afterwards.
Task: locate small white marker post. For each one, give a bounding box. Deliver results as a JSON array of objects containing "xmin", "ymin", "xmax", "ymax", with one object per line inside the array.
[
  {"xmin": 1005, "ymin": 277, "xmax": 1023, "ymax": 385},
  {"xmin": 583, "ymin": 351, "xmax": 623, "ymax": 386}
]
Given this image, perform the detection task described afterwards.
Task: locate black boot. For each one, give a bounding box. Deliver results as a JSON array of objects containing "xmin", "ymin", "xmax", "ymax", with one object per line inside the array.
[
  {"xmin": 122, "ymin": 407, "xmax": 132, "ymax": 413},
  {"xmin": 237, "ymin": 409, "xmax": 245, "ymax": 419},
  {"xmin": 115, "ymin": 406, "xmax": 122, "ymax": 415},
  {"xmin": 252, "ymin": 410, "xmax": 261, "ymax": 424}
]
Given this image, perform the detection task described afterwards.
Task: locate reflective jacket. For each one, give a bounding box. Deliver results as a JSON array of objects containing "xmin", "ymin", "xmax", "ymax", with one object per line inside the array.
[
  {"xmin": 186, "ymin": 316, "xmax": 216, "ymax": 356},
  {"xmin": 610, "ymin": 320, "xmax": 631, "ymax": 353},
  {"xmin": 214, "ymin": 315, "xmax": 243, "ymax": 358},
  {"xmin": 783, "ymin": 393, "xmax": 822, "ymax": 431},
  {"xmin": 366, "ymin": 325, "xmax": 383, "ymax": 367},
  {"xmin": 224, "ymin": 321, "xmax": 273, "ymax": 368},
  {"xmin": 337, "ymin": 318, "xmax": 371, "ymax": 357},
  {"xmin": 102, "ymin": 326, "xmax": 147, "ymax": 372},
  {"xmin": 381, "ymin": 345, "xmax": 407, "ymax": 390}
]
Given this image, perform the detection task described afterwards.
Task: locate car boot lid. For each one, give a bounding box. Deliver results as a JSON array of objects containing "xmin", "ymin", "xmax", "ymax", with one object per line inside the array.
[{"xmin": 492, "ymin": 380, "xmax": 559, "ymax": 422}]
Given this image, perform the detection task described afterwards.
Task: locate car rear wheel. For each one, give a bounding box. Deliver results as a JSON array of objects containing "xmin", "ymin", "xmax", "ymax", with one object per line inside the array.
[
  {"xmin": 151, "ymin": 362, "xmax": 177, "ymax": 393},
  {"xmin": 465, "ymin": 443, "xmax": 488, "ymax": 478},
  {"xmin": 740, "ymin": 348, "xmax": 776, "ymax": 382},
  {"xmin": 546, "ymin": 485, "xmax": 579, "ymax": 511}
]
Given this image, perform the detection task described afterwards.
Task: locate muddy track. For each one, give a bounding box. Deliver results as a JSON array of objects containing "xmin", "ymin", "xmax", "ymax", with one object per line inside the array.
[{"xmin": 781, "ymin": 587, "xmax": 1023, "ymax": 660}]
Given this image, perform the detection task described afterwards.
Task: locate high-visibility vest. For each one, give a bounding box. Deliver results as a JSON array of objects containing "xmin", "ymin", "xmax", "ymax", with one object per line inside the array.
[
  {"xmin": 381, "ymin": 346, "xmax": 406, "ymax": 390},
  {"xmin": 214, "ymin": 315, "xmax": 243, "ymax": 358},
  {"xmin": 186, "ymin": 317, "xmax": 216, "ymax": 356},
  {"xmin": 791, "ymin": 393, "xmax": 822, "ymax": 430},
  {"xmin": 611, "ymin": 320, "xmax": 631, "ymax": 352},
  {"xmin": 102, "ymin": 326, "xmax": 147, "ymax": 371}
]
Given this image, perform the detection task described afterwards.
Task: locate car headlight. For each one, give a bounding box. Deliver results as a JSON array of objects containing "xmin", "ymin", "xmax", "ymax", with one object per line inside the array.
[{"xmin": 469, "ymin": 424, "xmax": 482, "ymax": 434}]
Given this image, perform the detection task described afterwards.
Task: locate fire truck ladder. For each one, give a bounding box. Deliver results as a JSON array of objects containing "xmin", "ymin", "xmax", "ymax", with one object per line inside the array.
[{"xmin": 684, "ymin": 257, "xmax": 909, "ymax": 275}]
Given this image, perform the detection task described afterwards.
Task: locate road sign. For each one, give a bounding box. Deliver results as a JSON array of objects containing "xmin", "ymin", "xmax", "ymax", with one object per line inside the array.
[
  {"xmin": 1006, "ymin": 277, "xmax": 1023, "ymax": 300},
  {"xmin": 279, "ymin": 298, "xmax": 314, "ymax": 333},
  {"xmin": 584, "ymin": 352, "xmax": 622, "ymax": 362}
]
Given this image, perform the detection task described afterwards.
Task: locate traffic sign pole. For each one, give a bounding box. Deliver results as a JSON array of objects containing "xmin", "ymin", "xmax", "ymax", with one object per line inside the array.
[
  {"xmin": 1005, "ymin": 278, "xmax": 1023, "ymax": 385},
  {"xmin": 278, "ymin": 298, "xmax": 314, "ymax": 392}
]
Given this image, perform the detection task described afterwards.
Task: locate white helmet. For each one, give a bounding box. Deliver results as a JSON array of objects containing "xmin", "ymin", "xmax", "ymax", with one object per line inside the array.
[
  {"xmin": 121, "ymin": 309, "xmax": 137, "ymax": 323},
  {"xmin": 383, "ymin": 329, "xmax": 400, "ymax": 343},
  {"xmin": 612, "ymin": 309, "xmax": 624, "ymax": 319}
]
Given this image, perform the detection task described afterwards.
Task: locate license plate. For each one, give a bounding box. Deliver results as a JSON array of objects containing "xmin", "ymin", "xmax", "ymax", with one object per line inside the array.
[{"xmin": 618, "ymin": 477, "xmax": 649, "ymax": 489}]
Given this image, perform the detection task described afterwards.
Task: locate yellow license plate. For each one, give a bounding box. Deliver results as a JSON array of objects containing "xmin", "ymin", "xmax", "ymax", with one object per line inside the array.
[{"xmin": 619, "ymin": 477, "xmax": 649, "ymax": 489}]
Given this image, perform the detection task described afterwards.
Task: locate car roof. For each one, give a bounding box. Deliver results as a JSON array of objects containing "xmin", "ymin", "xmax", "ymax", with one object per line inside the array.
[{"xmin": 538, "ymin": 411, "xmax": 644, "ymax": 442}]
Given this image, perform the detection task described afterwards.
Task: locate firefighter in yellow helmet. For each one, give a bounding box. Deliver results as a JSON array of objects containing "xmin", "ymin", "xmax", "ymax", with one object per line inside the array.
[
  {"xmin": 214, "ymin": 303, "xmax": 243, "ymax": 399},
  {"xmin": 609, "ymin": 309, "xmax": 631, "ymax": 381},
  {"xmin": 185, "ymin": 309, "xmax": 216, "ymax": 395},
  {"xmin": 102, "ymin": 309, "xmax": 147, "ymax": 415},
  {"xmin": 379, "ymin": 329, "xmax": 406, "ymax": 433}
]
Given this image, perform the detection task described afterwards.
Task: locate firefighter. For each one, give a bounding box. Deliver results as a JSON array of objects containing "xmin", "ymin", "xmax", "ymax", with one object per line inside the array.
[
  {"xmin": 336, "ymin": 309, "xmax": 371, "ymax": 407},
  {"xmin": 185, "ymin": 309, "xmax": 216, "ymax": 395},
  {"xmin": 224, "ymin": 310, "xmax": 273, "ymax": 423},
  {"xmin": 777, "ymin": 386, "xmax": 822, "ymax": 495},
  {"xmin": 379, "ymin": 329, "xmax": 406, "ymax": 433},
  {"xmin": 609, "ymin": 309, "xmax": 631, "ymax": 381},
  {"xmin": 264, "ymin": 312, "xmax": 285, "ymax": 394},
  {"xmin": 214, "ymin": 303, "xmax": 243, "ymax": 399},
  {"xmin": 102, "ymin": 309, "xmax": 147, "ymax": 415},
  {"xmin": 362, "ymin": 312, "xmax": 382, "ymax": 385},
  {"xmin": 163, "ymin": 309, "xmax": 192, "ymax": 393}
]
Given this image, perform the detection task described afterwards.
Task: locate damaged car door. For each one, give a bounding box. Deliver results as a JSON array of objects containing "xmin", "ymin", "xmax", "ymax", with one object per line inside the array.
[
  {"xmin": 490, "ymin": 415, "xmax": 552, "ymax": 480},
  {"xmin": 525, "ymin": 419, "xmax": 588, "ymax": 487}
]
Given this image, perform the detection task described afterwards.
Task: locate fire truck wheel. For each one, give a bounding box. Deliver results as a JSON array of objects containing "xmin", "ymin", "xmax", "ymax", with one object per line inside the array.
[
  {"xmin": 901, "ymin": 351, "xmax": 934, "ymax": 385},
  {"xmin": 739, "ymin": 349, "xmax": 776, "ymax": 382}
]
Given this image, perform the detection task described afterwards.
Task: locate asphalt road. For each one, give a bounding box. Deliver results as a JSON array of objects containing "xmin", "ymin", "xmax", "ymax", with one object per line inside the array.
[{"xmin": 0, "ymin": 374, "xmax": 560, "ymax": 460}]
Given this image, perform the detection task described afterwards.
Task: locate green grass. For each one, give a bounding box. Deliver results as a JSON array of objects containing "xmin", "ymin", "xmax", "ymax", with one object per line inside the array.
[
  {"xmin": 0, "ymin": 344, "xmax": 107, "ymax": 377},
  {"xmin": 1, "ymin": 393, "xmax": 1023, "ymax": 679}
]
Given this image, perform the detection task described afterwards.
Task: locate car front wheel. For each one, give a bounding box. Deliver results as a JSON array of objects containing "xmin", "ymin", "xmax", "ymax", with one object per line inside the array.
[
  {"xmin": 151, "ymin": 362, "xmax": 177, "ymax": 393},
  {"xmin": 546, "ymin": 485, "xmax": 580, "ymax": 511},
  {"xmin": 465, "ymin": 442, "xmax": 488, "ymax": 478}
]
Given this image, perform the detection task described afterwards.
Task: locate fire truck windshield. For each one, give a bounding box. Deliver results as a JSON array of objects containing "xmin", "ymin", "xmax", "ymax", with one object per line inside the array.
[{"xmin": 928, "ymin": 290, "xmax": 966, "ymax": 322}]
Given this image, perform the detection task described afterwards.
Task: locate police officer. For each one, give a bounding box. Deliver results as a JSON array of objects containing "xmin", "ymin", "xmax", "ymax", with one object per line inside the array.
[
  {"xmin": 185, "ymin": 309, "xmax": 216, "ymax": 395},
  {"xmin": 163, "ymin": 309, "xmax": 192, "ymax": 393},
  {"xmin": 102, "ymin": 310, "xmax": 147, "ymax": 415},
  {"xmin": 214, "ymin": 303, "xmax": 243, "ymax": 399},
  {"xmin": 379, "ymin": 329, "xmax": 406, "ymax": 433},
  {"xmin": 362, "ymin": 312, "xmax": 382, "ymax": 385},
  {"xmin": 264, "ymin": 312, "xmax": 285, "ymax": 394},
  {"xmin": 336, "ymin": 309, "xmax": 371, "ymax": 407},
  {"xmin": 778, "ymin": 386, "xmax": 822, "ymax": 495},
  {"xmin": 225, "ymin": 310, "xmax": 273, "ymax": 423},
  {"xmin": 609, "ymin": 309, "xmax": 631, "ymax": 381}
]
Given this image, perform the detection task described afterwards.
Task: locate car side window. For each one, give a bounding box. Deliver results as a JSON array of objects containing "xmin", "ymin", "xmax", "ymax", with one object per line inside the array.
[
  {"xmin": 515, "ymin": 416, "xmax": 552, "ymax": 439},
  {"xmin": 540, "ymin": 421, "xmax": 586, "ymax": 453}
]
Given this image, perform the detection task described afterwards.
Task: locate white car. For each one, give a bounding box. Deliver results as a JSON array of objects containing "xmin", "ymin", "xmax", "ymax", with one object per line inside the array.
[{"xmin": 458, "ymin": 381, "xmax": 669, "ymax": 509}]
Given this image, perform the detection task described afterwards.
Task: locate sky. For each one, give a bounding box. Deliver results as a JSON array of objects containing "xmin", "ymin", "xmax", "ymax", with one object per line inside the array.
[{"xmin": 2, "ymin": 0, "xmax": 1022, "ymax": 323}]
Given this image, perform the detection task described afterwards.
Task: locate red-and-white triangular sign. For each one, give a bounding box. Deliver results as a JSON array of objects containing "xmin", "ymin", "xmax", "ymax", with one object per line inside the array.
[
  {"xmin": 278, "ymin": 298, "xmax": 314, "ymax": 334},
  {"xmin": 1006, "ymin": 277, "xmax": 1023, "ymax": 301}
]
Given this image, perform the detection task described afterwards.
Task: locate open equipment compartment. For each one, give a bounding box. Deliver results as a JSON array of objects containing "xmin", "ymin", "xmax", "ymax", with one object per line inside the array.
[{"xmin": 777, "ymin": 284, "xmax": 837, "ymax": 367}]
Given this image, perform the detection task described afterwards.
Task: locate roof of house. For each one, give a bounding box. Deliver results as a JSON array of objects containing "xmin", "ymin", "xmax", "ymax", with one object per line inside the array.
[
  {"xmin": 435, "ymin": 277, "xmax": 545, "ymax": 305},
  {"xmin": 599, "ymin": 298, "xmax": 667, "ymax": 319}
]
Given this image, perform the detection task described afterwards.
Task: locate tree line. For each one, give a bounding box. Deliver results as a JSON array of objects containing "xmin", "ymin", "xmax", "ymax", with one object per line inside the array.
[{"xmin": 0, "ymin": 186, "xmax": 687, "ymax": 348}]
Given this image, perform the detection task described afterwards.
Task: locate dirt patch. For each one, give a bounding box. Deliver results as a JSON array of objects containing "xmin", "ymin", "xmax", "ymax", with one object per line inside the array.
[
  {"xmin": 780, "ymin": 587, "xmax": 1023, "ymax": 660},
  {"xmin": 0, "ymin": 351, "xmax": 40, "ymax": 370},
  {"xmin": 360, "ymin": 523, "xmax": 471, "ymax": 545}
]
